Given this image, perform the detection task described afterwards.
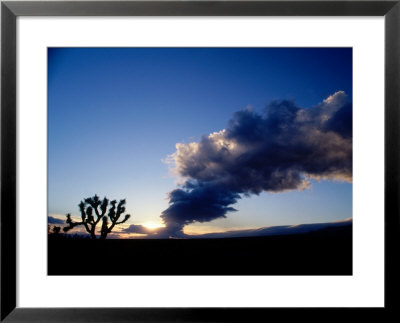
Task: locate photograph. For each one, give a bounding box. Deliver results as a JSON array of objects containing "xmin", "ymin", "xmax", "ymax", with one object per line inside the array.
[{"xmin": 47, "ymin": 47, "xmax": 353, "ymax": 275}]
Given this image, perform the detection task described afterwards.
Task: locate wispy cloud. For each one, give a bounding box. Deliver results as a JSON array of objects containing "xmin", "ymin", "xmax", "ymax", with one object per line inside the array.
[{"xmin": 48, "ymin": 215, "xmax": 65, "ymax": 225}]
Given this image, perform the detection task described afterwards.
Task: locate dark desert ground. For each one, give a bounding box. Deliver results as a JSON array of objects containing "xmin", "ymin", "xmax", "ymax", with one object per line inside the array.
[{"xmin": 48, "ymin": 223, "xmax": 352, "ymax": 275}]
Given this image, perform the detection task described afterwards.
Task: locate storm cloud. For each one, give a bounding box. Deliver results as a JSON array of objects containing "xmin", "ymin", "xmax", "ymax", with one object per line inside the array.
[{"xmin": 161, "ymin": 91, "xmax": 352, "ymax": 236}]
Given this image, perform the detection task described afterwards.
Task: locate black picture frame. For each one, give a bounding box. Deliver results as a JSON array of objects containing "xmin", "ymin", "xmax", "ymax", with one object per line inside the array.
[{"xmin": 1, "ymin": 0, "xmax": 399, "ymax": 321}]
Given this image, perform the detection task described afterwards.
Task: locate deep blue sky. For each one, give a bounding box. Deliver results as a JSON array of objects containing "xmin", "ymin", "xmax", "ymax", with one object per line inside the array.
[{"xmin": 48, "ymin": 48, "xmax": 352, "ymax": 234}]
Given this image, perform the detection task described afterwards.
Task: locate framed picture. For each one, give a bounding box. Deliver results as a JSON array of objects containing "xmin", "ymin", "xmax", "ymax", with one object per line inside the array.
[{"xmin": 1, "ymin": 0, "xmax": 399, "ymax": 321}]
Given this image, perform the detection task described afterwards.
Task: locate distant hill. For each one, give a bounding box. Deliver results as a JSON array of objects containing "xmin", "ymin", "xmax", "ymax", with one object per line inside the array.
[{"xmin": 187, "ymin": 218, "xmax": 352, "ymax": 239}]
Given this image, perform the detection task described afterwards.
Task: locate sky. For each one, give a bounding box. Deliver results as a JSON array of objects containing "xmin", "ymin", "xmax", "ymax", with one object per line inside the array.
[{"xmin": 48, "ymin": 48, "xmax": 352, "ymax": 238}]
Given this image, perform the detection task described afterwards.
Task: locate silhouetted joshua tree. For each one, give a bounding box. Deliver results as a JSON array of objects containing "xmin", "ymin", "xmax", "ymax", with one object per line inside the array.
[{"xmin": 63, "ymin": 195, "xmax": 131, "ymax": 239}]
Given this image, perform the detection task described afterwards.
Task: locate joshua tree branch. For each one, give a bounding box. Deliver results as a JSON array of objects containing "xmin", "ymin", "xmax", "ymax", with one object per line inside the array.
[
  {"xmin": 63, "ymin": 195, "xmax": 132, "ymax": 239},
  {"xmin": 108, "ymin": 215, "xmax": 130, "ymax": 233}
]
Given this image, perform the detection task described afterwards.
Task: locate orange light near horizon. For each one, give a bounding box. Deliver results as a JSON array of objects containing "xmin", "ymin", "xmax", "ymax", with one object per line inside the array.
[{"xmin": 142, "ymin": 221, "xmax": 164, "ymax": 230}]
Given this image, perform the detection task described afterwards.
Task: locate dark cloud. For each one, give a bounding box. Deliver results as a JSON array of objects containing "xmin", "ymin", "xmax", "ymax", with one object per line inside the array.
[
  {"xmin": 161, "ymin": 182, "xmax": 240, "ymax": 234},
  {"xmin": 121, "ymin": 224, "xmax": 186, "ymax": 239},
  {"xmin": 324, "ymin": 102, "xmax": 352, "ymax": 138},
  {"xmin": 161, "ymin": 91, "xmax": 352, "ymax": 236},
  {"xmin": 122, "ymin": 224, "xmax": 153, "ymax": 234},
  {"xmin": 48, "ymin": 216, "xmax": 64, "ymax": 225}
]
